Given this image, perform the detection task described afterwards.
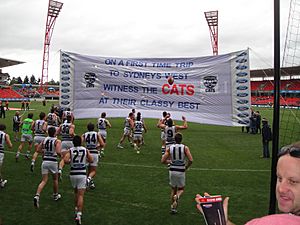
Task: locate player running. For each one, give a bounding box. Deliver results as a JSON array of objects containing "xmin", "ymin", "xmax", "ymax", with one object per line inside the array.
[
  {"xmin": 31, "ymin": 112, "xmax": 48, "ymax": 171},
  {"xmin": 57, "ymin": 115, "xmax": 75, "ymax": 180},
  {"xmin": 161, "ymin": 132, "xmax": 193, "ymax": 214},
  {"xmin": 0, "ymin": 124, "xmax": 13, "ymax": 188},
  {"xmin": 82, "ymin": 123, "xmax": 104, "ymax": 189},
  {"xmin": 117, "ymin": 112, "xmax": 134, "ymax": 149},
  {"xmin": 16, "ymin": 113, "xmax": 34, "ymax": 161},
  {"xmin": 97, "ymin": 112, "xmax": 111, "ymax": 157},
  {"xmin": 133, "ymin": 112, "xmax": 147, "ymax": 154},
  {"xmin": 158, "ymin": 116, "xmax": 188, "ymax": 151},
  {"xmin": 63, "ymin": 135, "xmax": 93, "ymax": 225},
  {"xmin": 46, "ymin": 108, "xmax": 59, "ymax": 131},
  {"xmin": 157, "ymin": 111, "xmax": 169, "ymax": 155},
  {"xmin": 12, "ymin": 111, "xmax": 22, "ymax": 141},
  {"xmin": 33, "ymin": 127, "xmax": 62, "ymax": 208},
  {"xmin": 62, "ymin": 107, "xmax": 74, "ymax": 123}
]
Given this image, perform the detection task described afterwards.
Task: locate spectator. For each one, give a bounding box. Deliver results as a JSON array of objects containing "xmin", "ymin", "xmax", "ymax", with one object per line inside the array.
[
  {"xmin": 249, "ymin": 114, "xmax": 256, "ymax": 134},
  {"xmin": 5, "ymin": 101, "xmax": 9, "ymax": 111},
  {"xmin": 195, "ymin": 141, "xmax": 300, "ymax": 224},
  {"xmin": 255, "ymin": 111, "xmax": 261, "ymax": 134},
  {"xmin": 42, "ymin": 98, "xmax": 46, "ymax": 107},
  {"xmin": 0, "ymin": 102, "xmax": 5, "ymax": 119},
  {"xmin": 21, "ymin": 100, "xmax": 25, "ymax": 111},
  {"xmin": 13, "ymin": 111, "xmax": 21, "ymax": 141},
  {"xmin": 26, "ymin": 101, "xmax": 30, "ymax": 111},
  {"xmin": 261, "ymin": 118, "xmax": 272, "ymax": 158}
]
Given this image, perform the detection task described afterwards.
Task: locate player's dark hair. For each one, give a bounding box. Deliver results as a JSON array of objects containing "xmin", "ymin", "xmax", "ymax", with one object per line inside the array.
[
  {"xmin": 137, "ymin": 112, "xmax": 141, "ymax": 121},
  {"xmin": 175, "ymin": 133, "xmax": 183, "ymax": 144},
  {"xmin": 73, "ymin": 135, "xmax": 82, "ymax": 147},
  {"xmin": 129, "ymin": 112, "xmax": 133, "ymax": 117},
  {"xmin": 51, "ymin": 108, "xmax": 55, "ymax": 113},
  {"xmin": 163, "ymin": 111, "xmax": 167, "ymax": 117},
  {"xmin": 48, "ymin": 126, "xmax": 56, "ymax": 137},
  {"xmin": 39, "ymin": 112, "xmax": 46, "ymax": 120},
  {"xmin": 66, "ymin": 115, "xmax": 72, "ymax": 123},
  {"xmin": 28, "ymin": 113, "xmax": 33, "ymax": 119},
  {"xmin": 167, "ymin": 118, "xmax": 173, "ymax": 127},
  {"xmin": 101, "ymin": 112, "xmax": 106, "ymax": 118},
  {"xmin": 0, "ymin": 124, "xmax": 6, "ymax": 131},
  {"xmin": 87, "ymin": 122, "xmax": 95, "ymax": 131}
]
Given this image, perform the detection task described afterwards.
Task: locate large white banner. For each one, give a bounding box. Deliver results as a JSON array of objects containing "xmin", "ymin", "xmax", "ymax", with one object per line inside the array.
[{"xmin": 59, "ymin": 49, "xmax": 251, "ymax": 126}]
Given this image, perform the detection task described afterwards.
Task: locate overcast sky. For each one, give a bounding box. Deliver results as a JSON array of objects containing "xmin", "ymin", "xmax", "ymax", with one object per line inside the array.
[{"xmin": 0, "ymin": 0, "xmax": 290, "ymax": 81}]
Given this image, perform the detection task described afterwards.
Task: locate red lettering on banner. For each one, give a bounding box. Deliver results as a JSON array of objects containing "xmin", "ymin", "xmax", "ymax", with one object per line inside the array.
[{"xmin": 162, "ymin": 84, "xmax": 195, "ymax": 96}]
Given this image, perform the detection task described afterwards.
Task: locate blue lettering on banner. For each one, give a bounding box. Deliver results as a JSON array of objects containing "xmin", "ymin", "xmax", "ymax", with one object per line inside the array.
[
  {"xmin": 178, "ymin": 101, "xmax": 200, "ymax": 109},
  {"xmin": 105, "ymin": 59, "xmax": 147, "ymax": 67},
  {"xmin": 142, "ymin": 87, "xmax": 157, "ymax": 94},
  {"xmin": 163, "ymin": 73, "xmax": 188, "ymax": 80},
  {"xmin": 99, "ymin": 97, "xmax": 109, "ymax": 104},
  {"xmin": 175, "ymin": 62, "xmax": 194, "ymax": 68},
  {"xmin": 112, "ymin": 98, "xmax": 137, "ymax": 105},
  {"xmin": 140, "ymin": 100, "xmax": 174, "ymax": 108},
  {"xmin": 123, "ymin": 71, "xmax": 161, "ymax": 79},
  {"xmin": 104, "ymin": 58, "xmax": 194, "ymax": 69},
  {"xmin": 103, "ymin": 84, "xmax": 139, "ymax": 93},
  {"xmin": 152, "ymin": 62, "xmax": 172, "ymax": 68}
]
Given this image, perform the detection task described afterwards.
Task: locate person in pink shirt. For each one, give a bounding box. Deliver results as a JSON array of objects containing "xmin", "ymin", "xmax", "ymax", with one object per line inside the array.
[
  {"xmin": 196, "ymin": 141, "xmax": 300, "ymax": 225},
  {"xmin": 245, "ymin": 213, "xmax": 300, "ymax": 225}
]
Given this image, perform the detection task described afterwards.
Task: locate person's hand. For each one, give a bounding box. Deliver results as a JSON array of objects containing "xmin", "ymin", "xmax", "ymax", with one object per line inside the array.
[
  {"xmin": 30, "ymin": 163, "xmax": 34, "ymax": 172},
  {"xmin": 195, "ymin": 193, "xmax": 232, "ymax": 225},
  {"xmin": 195, "ymin": 193, "xmax": 210, "ymax": 214}
]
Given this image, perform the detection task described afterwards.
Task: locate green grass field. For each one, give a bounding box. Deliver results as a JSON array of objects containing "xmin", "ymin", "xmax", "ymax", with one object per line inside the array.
[{"xmin": 0, "ymin": 101, "xmax": 289, "ymax": 225}]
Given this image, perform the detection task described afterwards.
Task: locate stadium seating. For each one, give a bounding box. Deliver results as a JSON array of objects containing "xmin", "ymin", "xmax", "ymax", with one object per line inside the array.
[
  {"xmin": 0, "ymin": 87, "xmax": 23, "ymax": 98},
  {"xmin": 286, "ymin": 80, "xmax": 300, "ymax": 90},
  {"xmin": 251, "ymin": 79, "xmax": 300, "ymax": 106},
  {"xmin": 251, "ymin": 79, "xmax": 300, "ymax": 92}
]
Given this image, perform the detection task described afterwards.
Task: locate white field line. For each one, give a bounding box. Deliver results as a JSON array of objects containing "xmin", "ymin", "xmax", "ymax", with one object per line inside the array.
[
  {"xmin": 101, "ymin": 162, "xmax": 270, "ymax": 173},
  {"xmin": 4, "ymin": 150, "xmax": 270, "ymax": 173}
]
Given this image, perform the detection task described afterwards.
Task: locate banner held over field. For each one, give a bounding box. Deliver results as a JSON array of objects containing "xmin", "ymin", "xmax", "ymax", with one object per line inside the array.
[{"xmin": 59, "ymin": 49, "xmax": 251, "ymax": 126}]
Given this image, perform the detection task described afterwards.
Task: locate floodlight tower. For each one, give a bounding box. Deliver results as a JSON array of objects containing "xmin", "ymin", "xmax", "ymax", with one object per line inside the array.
[
  {"xmin": 40, "ymin": 0, "xmax": 63, "ymax": 93},
  {"xmin": 204, "ymin": 11, "xmax": 219, "ymax": 55}
]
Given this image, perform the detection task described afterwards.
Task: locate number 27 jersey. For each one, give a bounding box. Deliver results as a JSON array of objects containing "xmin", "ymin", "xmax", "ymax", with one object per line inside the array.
[{"xmin": 69, "ymin": 146, "xmax": 88, "ymax": 176}]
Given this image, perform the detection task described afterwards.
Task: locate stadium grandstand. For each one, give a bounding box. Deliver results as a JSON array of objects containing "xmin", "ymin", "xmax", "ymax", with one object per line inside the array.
[
  {"xmin": 0, "ymin": 57, "xmax": 59, "ymax": 101},
  {"xmin": 250, "ymin": 66, "xmax": 300, "ymax": 107},
  {"xmin": 0, "ymin": 57, "xmax": 26, "ymax": 101}
]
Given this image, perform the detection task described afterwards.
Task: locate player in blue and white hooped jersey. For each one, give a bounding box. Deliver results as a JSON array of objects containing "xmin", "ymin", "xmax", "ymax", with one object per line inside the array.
[
  {"xmin": 161, "ymin": 133, "xmax": 193, "ymax": 214},
  {"xmin": 30, "ymin": 112, "xmax": 48, "ymax": 171},
  {"xmin": 12, "ymin": 111, "xmax": 21, "ymax": 141},
  {"xmin": 46, "ymin": 108, "xmax": 59, "ymax": 131},
  {"xmin": 63, "ymin": 135, "xmax": 93, "ymax": 225},
  {"xmin": 33, "ymin": 112, "xmax": 47, "ymax": 145},
  {"xmin": 157, "ymin": 111, "xmax": 169, "ymax": 155},
  {"xmin": 158, "ymin": 116, "xmax": 188, "ymax": 153},
  {"xmin": 117, "ymin": 112, "xmax": 134, "ymax": 149},
  {"xmin": 97, "ymin": 112, "xmax": 111, "ymax": 157},
  {"xmin": 82, "ymin": 123, "xmax": 104, "ymax": 189},
  {"xmin": 57, "ymin": 115, "xmax": 75, "ymax": 180},
  {"xmin": 133, "ymin": 112, "xmax": 147, "ymax": 154},
  {"xmin": 62, "ymin": 107, "xmax": 74, "ymax": 123},
  {"xmin": 33, "ymin": 127, "xmax": 62, "ymax": 209},
  {"xmin": 0, "ymin": 124, "xmax": 13, "ymax": 188}
]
